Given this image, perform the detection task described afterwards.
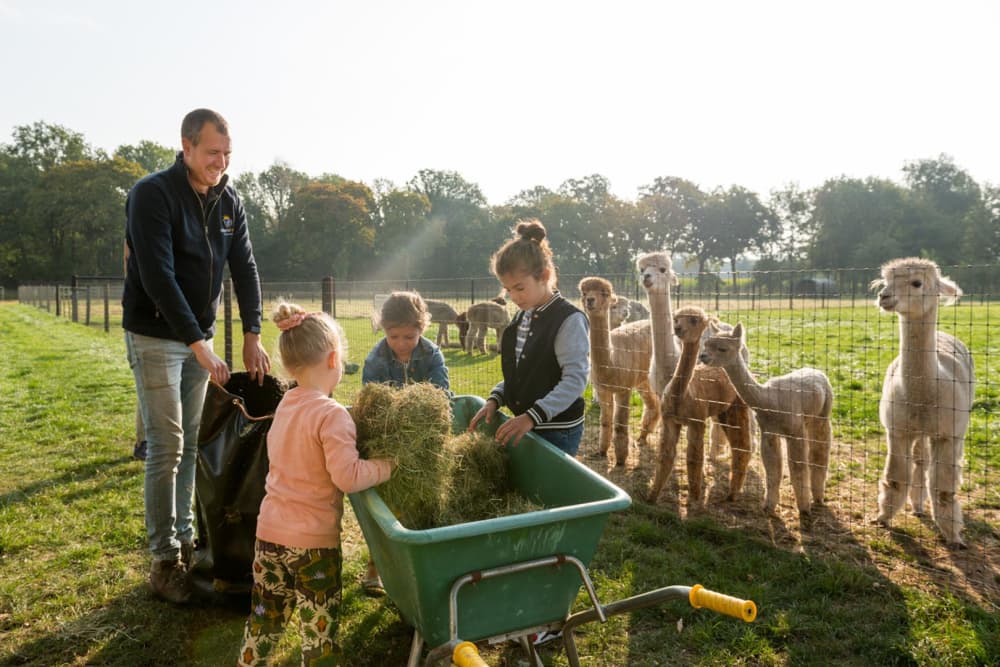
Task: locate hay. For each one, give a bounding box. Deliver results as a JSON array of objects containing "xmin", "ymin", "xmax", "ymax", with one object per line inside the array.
[
  {"xmin": 351, "ymin": 382, "xmax": 452, "ymax": 529},
  {"xmin": 352, "ymin": 384, "xmax": 545, "ymax": 528}
]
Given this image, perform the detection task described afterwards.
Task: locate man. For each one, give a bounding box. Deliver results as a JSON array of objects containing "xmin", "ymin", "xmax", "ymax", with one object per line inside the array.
[{"xmin": 123, "ymin": 109, "xmax": 270, "ymax": 603}]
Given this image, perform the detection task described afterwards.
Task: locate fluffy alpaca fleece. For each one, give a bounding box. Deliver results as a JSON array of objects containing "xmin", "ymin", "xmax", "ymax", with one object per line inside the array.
[
  {"xmin": 460, "ymin": 300, "xmax": 510, "ymax": 354},
  {"xmin": 700, "ymin": 323, "xmax": 834, "ymax": 520},
  {"xmin": 871, "ymin": 257, "xmax": 974, "ymax": 547},
  {"xmin": 647, "ymin": 306, "xmax": 752, "ymax": 507},
  {"xmin": 578, "ymin": 277, "xmax": 658, "ymax": 466},
  {"xmin": 636, "ymin": 251, "xmax": 681, "ymax": 397},
  {"xmin": 609, "ymin": 295, "xmax": 650, "ymax": 330}
]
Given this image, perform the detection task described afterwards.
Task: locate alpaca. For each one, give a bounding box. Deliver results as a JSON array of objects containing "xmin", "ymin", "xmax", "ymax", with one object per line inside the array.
[
  {"xmin": 871, "ymin": 258, "xmax": 974, "ymax": 547},
  {"xmin": 637, "ymin": 251, "xmax": 681, "ymax": 397},
  {"xmin": 609, "ymin": 295, "xmax": 650, "ymax": 330},
  {"xmin": 578, "ymin": 277, "xmax": 659, "ymax": 466},
  {"xmin": 700, "ymin": 323, "xmax": 834, "ymax": 519},
  {"xmin": 425, "ymin": 299, "xmax": 459, "ymax": 347},
  {"xmin": 461, "ymin": 301, "xmax": 510, "ymax": 354},
  {"xmin": 647, "ymin": 306, "xmax": 752, "ymax": 506}
]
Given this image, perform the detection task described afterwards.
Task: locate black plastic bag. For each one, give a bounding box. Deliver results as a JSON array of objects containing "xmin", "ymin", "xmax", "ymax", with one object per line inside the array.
[{"xmin": 193, "ymin": 372, "xmax": 286, "ymax": 595}]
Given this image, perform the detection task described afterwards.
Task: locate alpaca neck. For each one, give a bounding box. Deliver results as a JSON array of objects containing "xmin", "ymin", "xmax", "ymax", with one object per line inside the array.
[
  {"xmin": 648, "ymin": 288, "xmax": 679, "ymax": 370},
  {"xmin": 668, "ymin": 338, "xmax": 700, "ymax": 400},
  {"xmin": 589, "ymin": 312, "xmax": 612, "ymax": 362},
  {"xmin": 898, "ymin": 311, "xmax": 939, "ymax": 398},
  {"xmin": 720, "ymin": 355, "xmax": 770, "ymax": 409}
]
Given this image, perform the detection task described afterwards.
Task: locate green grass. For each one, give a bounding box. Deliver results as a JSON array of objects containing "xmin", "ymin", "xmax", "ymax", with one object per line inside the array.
[{"xmin": 1, "ymin": 302, "xmax": 997, "ymax": 665}]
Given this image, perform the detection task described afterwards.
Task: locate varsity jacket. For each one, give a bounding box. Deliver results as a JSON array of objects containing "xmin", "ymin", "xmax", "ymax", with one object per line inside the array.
[
  {"xmin": 122, "ymin": 153, "xmax": 262, "ymax": 345},
  {"xmin": 491, "ymin": 294, "xmax": 588, "ymax": 430}
]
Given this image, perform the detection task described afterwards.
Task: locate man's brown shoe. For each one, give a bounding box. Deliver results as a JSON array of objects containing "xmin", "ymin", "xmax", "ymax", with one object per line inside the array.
[{"xmin": 150, "ymin": 559, "xmax": 191, "ymax": 604}]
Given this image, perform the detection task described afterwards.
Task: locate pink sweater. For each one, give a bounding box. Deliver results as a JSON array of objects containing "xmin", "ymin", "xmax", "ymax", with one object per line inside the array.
[{"xmin": 256, "ymin": 387, "xmax": 392, "ymax": 549}]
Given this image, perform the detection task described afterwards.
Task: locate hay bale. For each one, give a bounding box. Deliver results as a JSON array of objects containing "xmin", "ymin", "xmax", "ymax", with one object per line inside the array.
[
  {"xmin": 351, "ymin": 383, "xmax": 452, "ymax": 529},
  {"xmin": 436, "ymin": 432, "xmax": 510, "ymax": 525}
]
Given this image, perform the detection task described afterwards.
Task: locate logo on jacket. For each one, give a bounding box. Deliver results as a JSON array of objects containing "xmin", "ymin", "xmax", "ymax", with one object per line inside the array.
[{"xmin": 221, "ymin": 215, "xmax": 234, "ymax": 235}]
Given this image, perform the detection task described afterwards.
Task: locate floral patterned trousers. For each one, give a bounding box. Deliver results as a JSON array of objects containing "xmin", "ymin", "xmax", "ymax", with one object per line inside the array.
[{"xmin": 238, "ymin": 540, "xmax": 344, "ymax": 666}]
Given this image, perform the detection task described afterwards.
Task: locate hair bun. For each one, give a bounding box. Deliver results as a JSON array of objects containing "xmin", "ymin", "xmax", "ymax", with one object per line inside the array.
[{"xmin": 516, "ymin": 219, "xmax": 546, "ymax": 243}]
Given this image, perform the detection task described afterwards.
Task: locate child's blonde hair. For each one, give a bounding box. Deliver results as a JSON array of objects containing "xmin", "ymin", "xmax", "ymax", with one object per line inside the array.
[
  {"xmin": 378, "ymin": 291, "xmax": 431, "ymax": 331},
  {"xmin": 272, "ymin": 300, "xmax": 346, "ymax": 373},
  {"xmin": 491, "ymin": 218, "xmax": 556, "ymax": 288}
]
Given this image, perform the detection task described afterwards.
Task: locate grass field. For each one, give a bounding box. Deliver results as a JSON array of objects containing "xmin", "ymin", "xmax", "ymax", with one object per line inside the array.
[{"xmin": 0, "ymin": 301, "xmax": 997, "ymax": 666}]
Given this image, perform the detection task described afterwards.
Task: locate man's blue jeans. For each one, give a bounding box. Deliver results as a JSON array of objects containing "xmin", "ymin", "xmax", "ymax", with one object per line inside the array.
[{"xmin": 125, "ymin": 332, "xmax": 210, "ymax": 562}]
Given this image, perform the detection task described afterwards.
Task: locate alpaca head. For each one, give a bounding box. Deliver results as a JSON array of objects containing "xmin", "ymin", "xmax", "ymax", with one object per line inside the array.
[
  {"xmin": 672, "ymin": 306, "xmax": 709, "ymax": 344},
  {"xmin": 608, "ymin": 295, "xmax": 631, "ymax": 329},
  {"xmin": 636, "ymin": 251, "xmax": 677, "ymax": 294},
  {"xmin": 700, "ymin": 323, "xmax": 744, "ymax": 367},
  {"xmin": 871, "ymin": 257, "xmax": 962, "ymax": 320},
  {"xmin": 578, "ymin": 277, "xmax": 614, "ymax": 316}
]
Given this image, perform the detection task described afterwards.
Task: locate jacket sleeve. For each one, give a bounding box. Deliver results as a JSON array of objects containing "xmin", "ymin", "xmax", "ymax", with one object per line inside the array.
[
  {"xmin": 361, "ymin": 341, "xmax": 387, "ymax": 385},
  {"xmin": 225, "ymin": 190, "xmax": 264, "ymax": 335},
  {"xmin": 321, "ymin": 405, "xmax": 392, "ymax": 493},
  {"xmin": 425, "ymin": 342, "xmax": 451, "ymax": 394},
  {"xmin": 127, "ymin": 180, "xmax": 205, "ymax": 344}
]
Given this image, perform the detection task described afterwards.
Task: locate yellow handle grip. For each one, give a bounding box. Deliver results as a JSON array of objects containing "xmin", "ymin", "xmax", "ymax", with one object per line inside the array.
[
  {"xmin": 689, "ymin": 584, "xmax": 757, "ymax": 622},
  {"xmin": 453, "ymin": 640, "xmax": 488, "ymax": 667}
]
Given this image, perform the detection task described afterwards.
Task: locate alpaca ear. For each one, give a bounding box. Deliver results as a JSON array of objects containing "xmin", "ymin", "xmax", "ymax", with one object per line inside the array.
[
  {"xmin": 733, "ymin": 323, "xmax": 744, "ymax": 341},
  {"xmin": 938, "ymin": 274, "xmax": 963, "ymax": 305}
]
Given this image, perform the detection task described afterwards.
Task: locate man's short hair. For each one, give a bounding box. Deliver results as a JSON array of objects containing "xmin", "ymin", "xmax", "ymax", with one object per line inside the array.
[{"xmin": 181, "ymin": 109, "xmax": 229, "ymax": 146}]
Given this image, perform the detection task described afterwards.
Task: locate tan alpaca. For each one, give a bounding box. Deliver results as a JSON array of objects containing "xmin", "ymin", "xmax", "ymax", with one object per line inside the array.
[
  {"xmin": 425, "ymin": 299, "xmax": 459, "ymax": 347},
  {"xmin": 462, "ymin": 301, "xmax": 510, "ymax": 354},
  {"xmin": 871, "ymin": 258, "xmax": 974, "ymax": 547},
  {"xmin": 578, "ymin": 277, "xmax": 659, "ymax": 466},
  {"xmin": 637, "ymin": 251, "xmax": 681, "ymax": 396},
  {"xmin": 609, "ymin": 295, "xmax": 650, "ymax": 330},
  {"xmin": 647, "ymin": 306, "xmax": 752, "ymax": 506},
  {"xmin": 700, "ymin": 324, "xmax": 834, "ymax": 520}
]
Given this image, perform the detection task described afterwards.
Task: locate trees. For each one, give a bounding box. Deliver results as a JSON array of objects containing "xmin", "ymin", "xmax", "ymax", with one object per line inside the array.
[{"xmin": 114, "ymin": 141, "xmax": 175, "ymax": 174}]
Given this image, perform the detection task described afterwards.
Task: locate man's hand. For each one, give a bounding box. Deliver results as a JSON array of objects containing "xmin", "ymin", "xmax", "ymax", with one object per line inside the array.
[
  {"xmin": 243, "ymin": 333, "xmax": 271, "ymax": 386},
  {"xmin": 190, "ymin": 339, "xmax": 230, "ymax": 386}
]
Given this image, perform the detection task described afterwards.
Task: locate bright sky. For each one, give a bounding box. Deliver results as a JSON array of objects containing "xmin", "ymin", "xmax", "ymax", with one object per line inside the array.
[{"xmin": 2, "ymin": 0, "xmax": 997, "ymax": 205}]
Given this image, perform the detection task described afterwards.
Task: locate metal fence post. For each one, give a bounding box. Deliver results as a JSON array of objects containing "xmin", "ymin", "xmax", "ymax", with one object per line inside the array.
[
  {"xmin": 103, "ymin": 284, "xmax": 110, "ymax": 333},
  {"xmin": 322, "ymin": 276, "xmax": 335, "ymax": 316},
  {"xmin": 224, "ymin": 277, "xmax": 233, "ymax": 370},
  {"xmin": 71, "ymin": 275, "xmax": 79, "ymax": 322},
  {"xmin": 54, "ymin": 284, "xmax": 60, "ymax": 316}
]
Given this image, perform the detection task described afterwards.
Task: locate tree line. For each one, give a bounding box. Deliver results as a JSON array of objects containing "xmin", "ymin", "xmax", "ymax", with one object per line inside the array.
[{"xmin": 1, "ymin": 121, "xmax": 997, "ymax": 289}]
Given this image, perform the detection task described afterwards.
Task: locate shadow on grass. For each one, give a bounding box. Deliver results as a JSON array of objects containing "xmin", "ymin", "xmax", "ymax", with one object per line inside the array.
[{"xmin": 0, "ymin": 455, "xmax": 135, "ymax": 509}]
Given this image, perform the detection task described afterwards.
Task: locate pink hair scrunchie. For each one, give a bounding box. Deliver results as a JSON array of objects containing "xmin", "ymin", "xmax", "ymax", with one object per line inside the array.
[{"xmin": 276, "ymin": 311, "xmax": 308, "ymax": 331}]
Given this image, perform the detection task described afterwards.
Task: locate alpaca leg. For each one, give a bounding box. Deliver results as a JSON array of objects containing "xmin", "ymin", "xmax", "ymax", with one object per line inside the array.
[
  {"xmin": 928, "ymin": 436, "xmax": 966, "ymax": 548},
  {"xmin": 612, "ymin": 392, "xmax": 632, "ymax": 467},
  {"xmin": 876, "ymin": 429, "xmax": 914, "ymax": 527},
  {"xmin": 685, "ymin": 420, "xmax": 707, "ymax": 507},
  {"xmin": 708, "ymin": 420, "xmax": 726, "ymax": 461},
  {"xmin": 785, "ymin": 430, "xmax": 812, "ymax": 517},
  {"xmin": 759, "ymin": 431, "xmax": 783, "ymax": 514},
  {"xmin": 807, "ymin": 418, "xmax": 832, "ymax": 506},
  {"xmin": 647, "ymin": 420, "xmax": 681, "ymax": 503},
  {"xmin": 719, "ymin": 407, "xmax": 752, "ymax": 500},
  {"xmin": 595, "ymin": 393, "xmax": 614, "ymax": 457},
  {"xmin": 636, "ymin": 385, "xmax": 659, "ymax": 448},
  {"xmin": 908, "ymin": 437, "xmax": 929, "ymax": 516},
  {"xmin": 464, "ymin": 325, "xmax": 474, "ymax": 354}
]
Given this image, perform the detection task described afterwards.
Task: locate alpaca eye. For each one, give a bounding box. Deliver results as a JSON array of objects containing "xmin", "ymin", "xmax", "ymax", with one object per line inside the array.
[
  {"xmin": 659, "ymin": 268, "xmax": 666, "ymax": 273},
  {"xmin": 911, "ymin": 280, "xmax": 922, "ymax": 288}
]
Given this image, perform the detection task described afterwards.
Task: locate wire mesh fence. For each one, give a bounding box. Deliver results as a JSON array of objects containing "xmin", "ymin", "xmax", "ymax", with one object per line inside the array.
[{"xmin": 16, "ymin": 265, "xmax": 999, "ymax": 597}]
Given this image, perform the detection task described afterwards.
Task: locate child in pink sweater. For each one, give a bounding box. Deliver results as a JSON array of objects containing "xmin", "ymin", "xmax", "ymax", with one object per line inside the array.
[{"xmin": 238, "ymin": 301, "xmax": 393, "ymax": 666}]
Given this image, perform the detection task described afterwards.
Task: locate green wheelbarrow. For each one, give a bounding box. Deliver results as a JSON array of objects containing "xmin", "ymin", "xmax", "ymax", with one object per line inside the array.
[{"xmin": 349, "ymin": 396, "xmax": 756, "ymax": 667}]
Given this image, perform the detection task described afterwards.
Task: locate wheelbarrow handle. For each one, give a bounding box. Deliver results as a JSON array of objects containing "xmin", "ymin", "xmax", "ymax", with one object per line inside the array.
[
  {"xmin": 689, "ymin": 584, "xmax": 757, "ymax": 622},
  {"xmin": 452, "ymin": 641, "xmax": 488, "ymax": 667}
]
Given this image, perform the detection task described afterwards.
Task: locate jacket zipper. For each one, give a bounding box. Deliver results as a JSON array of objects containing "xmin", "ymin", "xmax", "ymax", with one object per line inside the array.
[{"xmin": 195, "ymin": 189, "xmax": 218, "ymax": 315}]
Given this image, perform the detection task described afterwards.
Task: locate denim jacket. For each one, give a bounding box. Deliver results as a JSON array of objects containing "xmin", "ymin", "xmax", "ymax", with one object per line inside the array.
[{"xmin": 361, "ymin": 336, "xmax": 451, "ymax": 394}]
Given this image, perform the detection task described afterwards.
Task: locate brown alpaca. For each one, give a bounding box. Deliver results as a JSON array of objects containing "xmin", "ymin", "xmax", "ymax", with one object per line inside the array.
[
  {"xmin": 461, "ymin": 301, "xmax": 510, "ymax": 354},
  {"xmin": 578, "ymin": 277, "xmax": 659, "ymax": 466},
  {"xmin": 647, "ymin": 306, "xmax": 752, "ymax": 507}
]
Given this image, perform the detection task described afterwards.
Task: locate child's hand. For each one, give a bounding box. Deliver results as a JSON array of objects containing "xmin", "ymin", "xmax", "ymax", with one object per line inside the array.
[
  {"xmin": 494, "ymin": 414, "xmax": 534, "ymax": 448},
  {"xmin": 467, "ymin": 399, "xmax": 497, "ymax": 432}
]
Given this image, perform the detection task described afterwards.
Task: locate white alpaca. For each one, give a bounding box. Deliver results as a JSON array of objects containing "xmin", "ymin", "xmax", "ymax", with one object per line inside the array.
[
  {"xmin": 579, "ymin": 277, "xmax": 659, "ymax": 465},
  {"xmin": 871, "ymin": 257, "xmax": 974, "ymax": 547},
  {"xmin": 700, "ymin": 324, "xmax": 834, "ymax": 519},
  {"xmin": 609, "ymin": 295, "xmax": 650, "ymax": 330}
]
